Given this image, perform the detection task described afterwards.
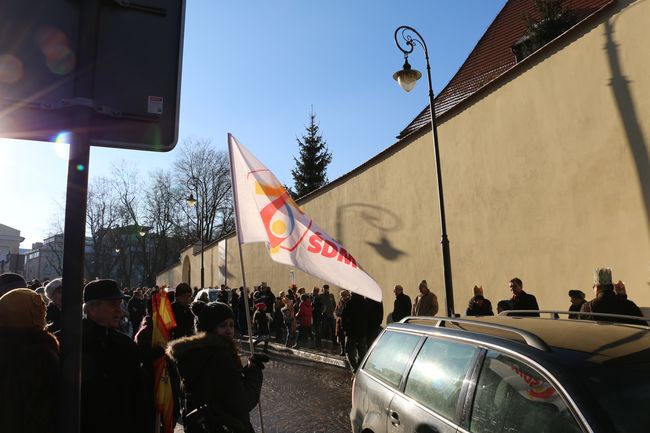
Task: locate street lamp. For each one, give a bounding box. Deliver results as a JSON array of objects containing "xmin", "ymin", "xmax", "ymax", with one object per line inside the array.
[
  {"xmin": 139, "ymin": 228, "xmax": 146, "ymax": 237},
  {"xmin": 186, "ymin": 177, "xmax": 205, "ymax": 289},
  {"xmin": 114, "ymin": 247, "xmax": 120, "ymax": 253},
  {"xmin": 393, "ymin": 25, "xmax": 455, "ymax": 316}
]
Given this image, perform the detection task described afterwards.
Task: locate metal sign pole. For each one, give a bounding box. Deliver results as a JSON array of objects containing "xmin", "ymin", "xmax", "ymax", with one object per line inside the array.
[{"xmin": 60, "ymin": 2, "xmax": 99, "ymax": 433}]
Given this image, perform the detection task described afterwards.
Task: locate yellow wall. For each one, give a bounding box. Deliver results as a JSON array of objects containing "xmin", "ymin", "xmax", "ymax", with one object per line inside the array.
[{"xmin": 159, "ymin": 0, "xmax": 650, "ymax": 315}]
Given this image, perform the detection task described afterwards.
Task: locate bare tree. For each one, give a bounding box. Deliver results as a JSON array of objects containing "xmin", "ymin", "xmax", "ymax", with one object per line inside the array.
[
  {"xmin": 86, "ymin": 176, "xmax": 121, "ymax": 279},
  {"xmin": 174, "ymin": 137, "xmax": 234, "ymax": 245}
]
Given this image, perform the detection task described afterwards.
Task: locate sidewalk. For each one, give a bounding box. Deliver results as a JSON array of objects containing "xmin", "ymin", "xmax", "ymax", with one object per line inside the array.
[{"xmin": 237, "ymin": 336, "xmax": 349, "ymax": 369}]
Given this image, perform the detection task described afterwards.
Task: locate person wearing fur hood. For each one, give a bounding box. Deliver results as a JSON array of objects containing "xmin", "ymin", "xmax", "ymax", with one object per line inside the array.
[
  {"xmin": 0, "ymin": 288, "xmax": 60, "ymax": 433},
  {"xmin": 166, "ymin": 300, "xmax": 268, "ymax": 433}
]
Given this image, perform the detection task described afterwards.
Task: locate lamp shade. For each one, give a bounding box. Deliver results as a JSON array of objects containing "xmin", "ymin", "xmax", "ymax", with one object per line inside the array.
[
  {"xmin": 186, "ymin": 193, "xmax": 197, "ymax": 207},
  {"xmin": 393, "ymin": 67, "xmax": 422, "ymax": 93}
]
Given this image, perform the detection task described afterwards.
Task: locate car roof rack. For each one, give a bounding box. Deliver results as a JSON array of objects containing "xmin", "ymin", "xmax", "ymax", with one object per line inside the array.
[
  {"xmin": 500, "ymin": 310, "xmax": 650, "ymax": 326},
  {"xmin": 400, "ymin": 316, "xmax": 550, "ymax": 351}
]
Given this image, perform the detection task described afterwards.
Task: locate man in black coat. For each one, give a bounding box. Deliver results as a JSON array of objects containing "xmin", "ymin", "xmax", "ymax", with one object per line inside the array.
[
  {"xmin": 365, "ymin": 297, "xmax": 383, "ymax": 344},
  {"xmin": 508, "ymin": 277, "xmax": 540, "ymax": 317},
  {"xmin": 341, "ymin": 293, "xmax": 367, "ymax": 373},
  {"xmin": 172, "ymin": 283, "xmax": 195, "ymax": 340},
  {"xmin": 81, "ymin": 279, "xmax": 149, "ymax": 433},
  {"xmin": 580, "ymin": 268, "xmax": 645, "ymax": 325},
  {"xmin": 391, "ymin": 285, "xmax": 412, "ymax": 322}
]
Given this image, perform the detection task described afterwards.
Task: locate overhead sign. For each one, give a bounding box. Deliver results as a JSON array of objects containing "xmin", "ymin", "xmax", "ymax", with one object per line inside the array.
[{"xmin": 0, "ymin": 0, "xmax": 185, "ymax": 151}]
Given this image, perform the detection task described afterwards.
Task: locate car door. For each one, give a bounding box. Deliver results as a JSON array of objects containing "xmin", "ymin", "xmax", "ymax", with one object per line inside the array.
[
  {"xmin": 388, "ymin": 337, "xmax": 479, "ymax": 433},
  {"xmin": 353, "ymin": 330, "xmax": 422, "ymax": 433}
]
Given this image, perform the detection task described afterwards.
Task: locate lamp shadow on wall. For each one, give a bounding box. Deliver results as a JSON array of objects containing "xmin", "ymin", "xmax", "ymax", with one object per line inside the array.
[
  {"xmin": 335, "ymin": 203, "xmax": 407, "ymax": 262},
  {"xmin": 218, "ymin": 264, "xmax": 235, "ymax": 281},
  {"xmin": 605, "ymin": 0, "xmax": 650, "ymax": 237}
]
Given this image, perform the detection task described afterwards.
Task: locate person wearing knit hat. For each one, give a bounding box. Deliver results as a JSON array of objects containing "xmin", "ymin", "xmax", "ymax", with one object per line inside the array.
[
  {"xmin": 44, "ymin": 277, "xmax": 63, "ymax": 333},
  {"xmin": 412, "ymin": 279, "xmax": 439, "ymax": 316},
  {"xmin": 80, "ymin": 279, "xmax": 149, "ymax": 433},
  {"xmin": 166, "ymin": 300, "xmax": 267, "ymax": 433},
  {"xmin": 580, "ymin": 268, "xmax": 644, "ymax": 324},
  {"xmin": 0, "ymin": 272, "xmax": 27, "ymax": 297},
  {"xmin": 0, "ymin": 288, "xmax": 60, "ymax": 433},
  {"xmin": 466, "ymin": 285, "xmax": 494, "ymax": 316}
]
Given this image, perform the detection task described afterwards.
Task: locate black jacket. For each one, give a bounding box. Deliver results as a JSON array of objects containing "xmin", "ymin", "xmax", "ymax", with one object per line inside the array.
[
  {"xmin": 171, "ymin": 302, "xmax": 195, "ymax": 340},
  {"xmin": 466, "ymin": 296, "xmax": 494, "ymax": 316},
  {"xmin": 0, "ymin": 328, "xmax": 59, "ymax": 433},
  {"xmin": 580, "ymin": 290, "xmax": 644, "ymax": 324},
  {"xmin": 392, "ymin": 293, "xmax": 412, "ymax": 322},
  {"xmin": 166, "ymin": 332, "xmax": 262, "ymax": 433},
  {"xmin": 341, "ymin": 294, "xmax": 367, "ymax": 339},
  {"xmin": 80, "ymin": 319, "xmax": 149, "ymax": 433},
  {"xmin": 510, "ymin": 291, "xmax": 540, "ymax": 317}
]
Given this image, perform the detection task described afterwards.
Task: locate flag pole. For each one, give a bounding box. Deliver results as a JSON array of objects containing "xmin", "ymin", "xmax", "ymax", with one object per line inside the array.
[{"xmin": 228, "ymin": 133, "xmax": 265, "ymax": 433}]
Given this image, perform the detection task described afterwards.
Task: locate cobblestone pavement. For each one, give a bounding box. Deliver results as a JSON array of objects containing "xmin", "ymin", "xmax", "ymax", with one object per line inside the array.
[
  {"xmin": 174, "ymin": 349, "xmax": 353, "ymax": 433},
  {"xmin": 249, "ymin": 352, "xmax": 353, "ymax": 433}
]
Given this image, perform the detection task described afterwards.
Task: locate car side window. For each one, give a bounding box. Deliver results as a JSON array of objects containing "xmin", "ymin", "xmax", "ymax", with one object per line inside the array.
[
  {"xmin": 403, "ymin": 337, "xmax": 478, "ymax": 421},
  {"xmin": 470, "ymin": 350, "xmax": 582, "ymax": 433},
  {"xmin": 363, "ymin": 331, "xmax": 420, "ymax": 387}
]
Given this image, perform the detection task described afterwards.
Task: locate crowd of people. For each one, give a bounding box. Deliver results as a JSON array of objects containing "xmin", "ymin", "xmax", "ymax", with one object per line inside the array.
[{"xmin": 0, "ymin": 265, "xmax": 645, "ymax": 433}]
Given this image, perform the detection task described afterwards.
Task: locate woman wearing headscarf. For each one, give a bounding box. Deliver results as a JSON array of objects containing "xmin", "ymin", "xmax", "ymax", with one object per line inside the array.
[
  {"xmin": 0, "ymin": 288, "xmax": 60, "ymax": 433},
  {"xmin": 166, "ymin": 301, "xmax": 268, "ymax": 433}
]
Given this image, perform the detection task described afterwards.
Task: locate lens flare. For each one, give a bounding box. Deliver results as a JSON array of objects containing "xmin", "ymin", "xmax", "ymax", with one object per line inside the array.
[
  {"xmin": 52, "ymin": 131, "xmax": 71, "ymax": 160},
  {"xmin": 0, "ymin": 54, "xmax": 23, "ymax": 84},
  {"xmin": 76, "ymin": 164, "xmax": 85, "ymax": 172},
  {"xmin": 34, "ymin": 27, "xmax": 75, "ymax": 75}
]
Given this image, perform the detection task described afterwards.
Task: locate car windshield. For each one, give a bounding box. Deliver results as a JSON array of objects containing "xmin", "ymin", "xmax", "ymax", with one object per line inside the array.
[{"xmin": 579, "ymin": 362, "xmax": 650, "ymax": 432}]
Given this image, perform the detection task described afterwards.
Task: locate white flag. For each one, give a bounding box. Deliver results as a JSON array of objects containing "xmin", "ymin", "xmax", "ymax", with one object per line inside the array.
[{"xmin": 228, "ymin": 133, "xmax": 382, "ymax": 302}]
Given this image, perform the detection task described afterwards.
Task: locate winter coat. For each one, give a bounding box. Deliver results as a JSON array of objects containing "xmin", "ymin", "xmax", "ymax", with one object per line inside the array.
[
  {"xmin": 253, "ymin": 309, "xmax": 271, "ymax": 336},
  {"xmin": 580, "ymin": 289, "xmax": 645, "ymax": 324},
  {"xmin": 166, "ymin": 332, "xmax": 262, "ymax": 433},
  {"xmin": 128, "ymin": 296, "xmax": 146, "ymax": 331},
  {"xmin": 45, "ymin": 303, "xmax": 62, "ymax": 334},
  {"xmin": 80, "ymin": 318, "xmax": 149, "ymax": 433},
  {"xmin": 0, "ymin": 328, "xmax": 59, "ymax": 433},
  {"xmin": 412, "ymin": 291, "xmax": 439, "ymax": 316},
  {"xmin": 317, "ymin": 292, "xmax": 336, "ymax": 317},
  {"xmin": 296, "ymin": 300, "xmax": 313, "ymax": 327},
  {"xmin": 172, "ymin": 302, "xmax": 195, "ymax": 340},
  {"xmin": 335, "ymin": 298, "xmax": 348, "ymax": 338},
  {"xmin": 466, "ymin": 296, "xmax": 494, "ymax": 316},
  {"xmin": 568, "ymin": 300, "xmax": 586, "ymax": 319},
  {"xmin": 312, "ymin": 295, "xmax": 323, "ymax": 325},
  {"xmin": 134, "ymin": 315, "xmax": 181, "ymax": 432},
  {"xmin": 341, "ymin": 294, "xmax": 367, "ymax": 339},
  {"xmin": 510, "ymin": 291, "xmax": 540, "ymax": 317},
  {"xmin": 365, "ymin": 298, "xmax": 384, "ymax": 342},
  {"xmin": 392, "ymin": 292, "xmax": 412, "ymax": 322}
]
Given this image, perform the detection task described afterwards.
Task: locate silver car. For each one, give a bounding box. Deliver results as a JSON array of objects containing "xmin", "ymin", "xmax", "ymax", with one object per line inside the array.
[{"xmin": 351, "ymin": 313, "xmax": 650, "ymax": 433}]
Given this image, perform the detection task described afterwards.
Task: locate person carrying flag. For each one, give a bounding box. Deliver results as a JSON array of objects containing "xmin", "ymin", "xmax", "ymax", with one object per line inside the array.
[{"xmin": 167, "ymin": 301, "xmax": 268, "ymax": 433}]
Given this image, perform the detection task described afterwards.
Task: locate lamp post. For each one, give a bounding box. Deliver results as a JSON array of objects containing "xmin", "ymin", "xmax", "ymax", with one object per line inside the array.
[
  {"xmin": 186, "ymin": 177, "xmax": 205, "ymax": 289},
  {"xmin": 393, "ymin": 25, "xmax": 455, "ymax": 316}
]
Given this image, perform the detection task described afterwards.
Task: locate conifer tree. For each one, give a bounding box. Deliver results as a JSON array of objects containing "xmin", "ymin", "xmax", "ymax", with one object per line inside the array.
[{"xmin": 291, "ymin": 109, "xmax": 332, "ymax": 197}]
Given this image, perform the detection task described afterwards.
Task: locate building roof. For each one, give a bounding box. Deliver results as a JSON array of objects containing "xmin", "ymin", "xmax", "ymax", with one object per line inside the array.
[{"xmin": 397, "ymin": 0, "xmax": 614, "ymax": 140}]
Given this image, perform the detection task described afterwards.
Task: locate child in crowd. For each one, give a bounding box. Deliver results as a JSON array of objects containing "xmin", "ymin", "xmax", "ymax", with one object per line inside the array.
[{"xmin": 252, "ymin": 302, "xmax": 271, "ymax": 353}]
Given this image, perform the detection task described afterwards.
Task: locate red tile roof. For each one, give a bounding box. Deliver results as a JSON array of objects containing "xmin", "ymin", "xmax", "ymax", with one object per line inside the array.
[{"xmin": 397, "ymin": 0, "xmax": 615, "ymax": 139}]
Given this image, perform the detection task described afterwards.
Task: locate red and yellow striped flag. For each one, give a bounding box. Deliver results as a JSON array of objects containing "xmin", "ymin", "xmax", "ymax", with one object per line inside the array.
[{"xmin": 152, "ymin": 290, "xmax": 177, "ymax": 433}]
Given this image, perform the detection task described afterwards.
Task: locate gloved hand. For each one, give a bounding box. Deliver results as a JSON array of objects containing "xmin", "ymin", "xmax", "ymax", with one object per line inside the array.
[{"xmin": 248, "ymin": 353, "xmax": 270, "ymax": 369}]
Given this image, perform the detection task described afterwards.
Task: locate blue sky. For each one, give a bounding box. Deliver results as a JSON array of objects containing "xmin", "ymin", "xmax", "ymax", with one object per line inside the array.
[{"xmin": 0, "ymin": 0, "xmax": 507, "ymax": 248}]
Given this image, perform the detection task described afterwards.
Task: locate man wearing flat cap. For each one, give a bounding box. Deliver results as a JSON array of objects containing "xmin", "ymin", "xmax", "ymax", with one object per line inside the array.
[
  {"xmin": 580, "ymin": 268, "xmax": 644, "ymax": 324},
  {"xmin": 81, "ymin": 279, "xmax": 149, "ymax": 433}
]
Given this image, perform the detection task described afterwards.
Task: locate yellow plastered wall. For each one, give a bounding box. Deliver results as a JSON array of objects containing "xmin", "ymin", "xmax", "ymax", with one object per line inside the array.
[{"xmin": 159, "ymin": 0, "xmax": 650, "ymax": 315}]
